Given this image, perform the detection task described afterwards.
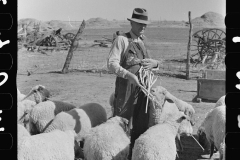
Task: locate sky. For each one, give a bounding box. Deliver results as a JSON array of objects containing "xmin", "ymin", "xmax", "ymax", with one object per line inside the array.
[{"xmin": 18, "ymin": 0, "xmax": 226, "ymax": 22}]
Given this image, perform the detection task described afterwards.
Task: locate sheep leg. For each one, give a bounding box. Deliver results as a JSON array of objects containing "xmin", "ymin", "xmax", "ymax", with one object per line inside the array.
[{"xmin": 209, "ymin": 141, "xmax": 215, "ymax": 158}]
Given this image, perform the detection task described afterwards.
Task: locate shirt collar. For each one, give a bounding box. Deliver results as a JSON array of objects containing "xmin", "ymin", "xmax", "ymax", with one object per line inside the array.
[{"xmin": 130, "ymin": 30, "xmax": 143, "ymax": 42}]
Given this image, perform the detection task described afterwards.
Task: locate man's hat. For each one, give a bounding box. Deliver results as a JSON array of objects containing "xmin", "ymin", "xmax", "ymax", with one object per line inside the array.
[{"xmin": 127, "ymin": 8, "xmax": 150, "ymax": 25}]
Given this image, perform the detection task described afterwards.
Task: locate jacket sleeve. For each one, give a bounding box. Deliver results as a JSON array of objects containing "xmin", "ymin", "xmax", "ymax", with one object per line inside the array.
[{"xmin": 107, "ymin": 36, "xmax": 129, "ymax": 78}]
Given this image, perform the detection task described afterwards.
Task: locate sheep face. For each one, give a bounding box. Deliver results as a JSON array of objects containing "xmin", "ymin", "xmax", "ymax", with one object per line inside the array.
[
  {"xmin": 178, "ymin": 118, "xmax": 193, "ymax": 136},
  {"xmin": 22, "ymin": 85, "xmax": 51, "ymax": 103},
  {"xmin": 150, "ymin": 86, "xmax": 167, "ymax": 108},
  {"xmin": 197, "ymin": 127, "xmax": 211, "ymax": 151}
]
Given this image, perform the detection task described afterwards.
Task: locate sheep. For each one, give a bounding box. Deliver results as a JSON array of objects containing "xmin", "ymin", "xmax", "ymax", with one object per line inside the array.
[
  {"xmin": 27, "ymin": 100, "xmax": 77, "ymax": 135},
  {"xmin": 17, "ymin": 99, "xmax": 36, "ymax": 131},
  {"xmin": 20, "ymin": 85, "xmax": 77, "ymax": 135},
  {"xmin": 197, "ymin": 105, "xmax": 225, "ymax": 160},
  {"xmin": 18, "ymin": 124, "xmax": 31, "ymax": 148},
  {"xmin": 158, "ymin": 86, "xmax": 195, "ymax": 117},
  {"xmin": 17, "ymin": 88, "xmax": 26, "ymax": 101},
  {"xmin": 43, "ymin": 102, "xmax": 108, "ymax": 142},
  {"xmin": 18, "ymin": 100, "xmax": 36, "ymax": 122},
  {"xmin": 83, "ymin": 116, "xmax": 130, "ymax": 160},
  {"xmin": 18, "ymin": 129, "xmax": 77, "ymax": 160},
  {"xmin": 148, "ymin": 86, "xmax": 195, "ymax": 155},
  {"xmin": 109, "ymin": 86, "xmax": 195, "ymax": 155},
  {"xmin": 17, "ymin": 85, "xmax": 51, "ymax": 129},
  {"xmin": 131, "ymin": 109, "xmax": 193, "ymax": 160}
]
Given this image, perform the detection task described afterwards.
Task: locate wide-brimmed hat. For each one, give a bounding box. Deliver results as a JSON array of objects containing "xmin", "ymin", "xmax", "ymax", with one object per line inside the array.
[{"xmin": 127, "ymin": 8, "xmax": 150, "ymax": 25}]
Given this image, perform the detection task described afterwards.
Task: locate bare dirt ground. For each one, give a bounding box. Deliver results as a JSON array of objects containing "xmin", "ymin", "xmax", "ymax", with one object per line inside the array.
[{"xmin": 17, "ymin": 27, "xmax": 223, "ymax": 160}]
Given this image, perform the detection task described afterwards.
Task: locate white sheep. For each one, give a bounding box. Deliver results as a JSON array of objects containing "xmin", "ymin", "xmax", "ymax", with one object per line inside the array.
[
  {"xmin": 18, "ymin": 124, "xmax": 31, "ymax": 148},
  {"xmin": 43, "ymin": 102, "xmax": 107, "ymax": 142},
  {"xmin": 148, "ymin": 86, "xmax": 195, "ymax": 127},
  {"xmin": 17, "ymin": 85, "xmax": 51, "ymax": 129},
  {"xmin": 20, "ymin": 84, "xmax": 77, "ymax": 135},
  {"xmin": 18, "ymin": 99, "xmax": 36, "ymax": 131},
  {"xmin": 132, "ymin": 108, "xmax": 193, "ymax": 160},
  {"xmin": 18, "ymin": 129, "xmax": 77, "ymax": 160},
  {"xmin": 197, "ymin": 105, "xmax": 225, "ymax": 160},
  {"xmin": 17, "ymin": 88, "xmax": 26, "ymax": 101},
  {"xmin": 83, "ymin": 116, "xmax": 130, "ymax": 160},
  {"xmin": 162, "ymin": 86, "xmax": 195, "ymax": 117},
  {"xmin": 147, "ymin": 86, "xmax": 195, "ymax": 152},
  {"xmin": 27, "ymin": 100, "xmax": 76, "ymax": 135}
]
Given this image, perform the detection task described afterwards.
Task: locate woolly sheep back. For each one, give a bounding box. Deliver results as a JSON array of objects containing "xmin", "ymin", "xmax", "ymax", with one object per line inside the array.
[
  {"xmin": 43, "ymin": 103, "xmax": 107, "ymax": 141},
  {"xmin": 18, "ymin": 129, "xmax": 76, "ymax": 160},
  {"xmin": 17, "ymin": 88, "xmax": 26, "ymax": 101},
  {"xmin": 78, "ymin": 102, "xmax": 107, "ymax": 127},
  {"xmin": 28, "ymin": 100, "xmax": 76, "ymax": 134},
  {"xmin": 132, "ymin": 124, "xmax": 177, "ymax": 160},
  {"xmin": 132, "ymin": 111, "xmax": 191, "ymax": 160},
  {"xmin": 44, "ymin": 108, "xmax": 90, "ymax": 141},
  {"xmin": 18, "ymin": 124, "xmax": 30, "ymax": 148},
  {"xmin": 83, "ymin": 116, "xmax": 130, "ymax": 160}
]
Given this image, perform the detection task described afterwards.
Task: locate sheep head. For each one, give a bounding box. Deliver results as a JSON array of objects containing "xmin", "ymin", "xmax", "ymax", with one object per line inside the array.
[
  {"xmin": 150, "ymin": 86, "xmax": 167, "ymax": 109},
  {"xmin": 21, "ymin": 85, "xmax": 51, "ymax": 103},
  {"xmin": 178, "ymin": 118, "xmax": 193, "ymax": 136},
  {"xmin": 197, "ymin": 126, "xmax": 211, "ymax": 151}
]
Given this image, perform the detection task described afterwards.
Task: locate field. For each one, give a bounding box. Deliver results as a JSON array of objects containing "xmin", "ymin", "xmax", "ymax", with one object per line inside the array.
[{"xmin": 17, "ymin": 26, "xmax": 224, "ymax": 160}]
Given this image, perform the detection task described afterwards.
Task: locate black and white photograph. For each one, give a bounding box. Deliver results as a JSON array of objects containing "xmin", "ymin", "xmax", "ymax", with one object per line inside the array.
[{"xmin": 17, "ymin": 0, "xmax": 226, "ymax": 159}]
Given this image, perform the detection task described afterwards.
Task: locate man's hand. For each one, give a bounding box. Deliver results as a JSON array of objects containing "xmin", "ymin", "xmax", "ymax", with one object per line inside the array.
[
  {"xmin": 125, "ymin": 71, "xmax": 141, "ymax": 86},
  {"xmin": 141, "ymin": 58, "xmax": 158, "ymax": 69}
]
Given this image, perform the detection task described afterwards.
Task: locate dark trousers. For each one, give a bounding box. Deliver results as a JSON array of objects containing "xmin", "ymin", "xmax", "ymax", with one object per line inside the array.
[
  {"xmin": 128, "ymin": 91, "xmax": 149, "ymax": 159},
  {"xmin": 113, "ymin": 78, "xmax": 150, "ymax": 159}
]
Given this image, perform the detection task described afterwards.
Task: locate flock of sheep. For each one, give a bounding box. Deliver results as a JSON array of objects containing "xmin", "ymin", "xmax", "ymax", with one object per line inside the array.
[{"xmin": 17, "ymin": 84, "xmax": 226, "ymax": 160}]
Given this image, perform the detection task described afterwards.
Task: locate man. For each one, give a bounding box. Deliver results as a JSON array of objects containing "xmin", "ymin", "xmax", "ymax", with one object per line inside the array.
[{"xmin": 107, "ymin": 8, "xmax": 161, "ymax": 159}]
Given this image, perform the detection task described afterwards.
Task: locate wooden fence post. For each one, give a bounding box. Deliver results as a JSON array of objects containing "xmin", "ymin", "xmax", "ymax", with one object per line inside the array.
[
  {"xmin": 61, "ymin": 20, "xmax": 86, "ymax": 74},
  {"xmin": 186, "ymin": 11, "xmax": 192, "ymax": 80}
]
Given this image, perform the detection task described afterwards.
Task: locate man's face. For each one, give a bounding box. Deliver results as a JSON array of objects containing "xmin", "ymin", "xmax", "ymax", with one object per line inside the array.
[{"xmin": 131, "ymin": 21, "xmax": 147, "ymax": 37}]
